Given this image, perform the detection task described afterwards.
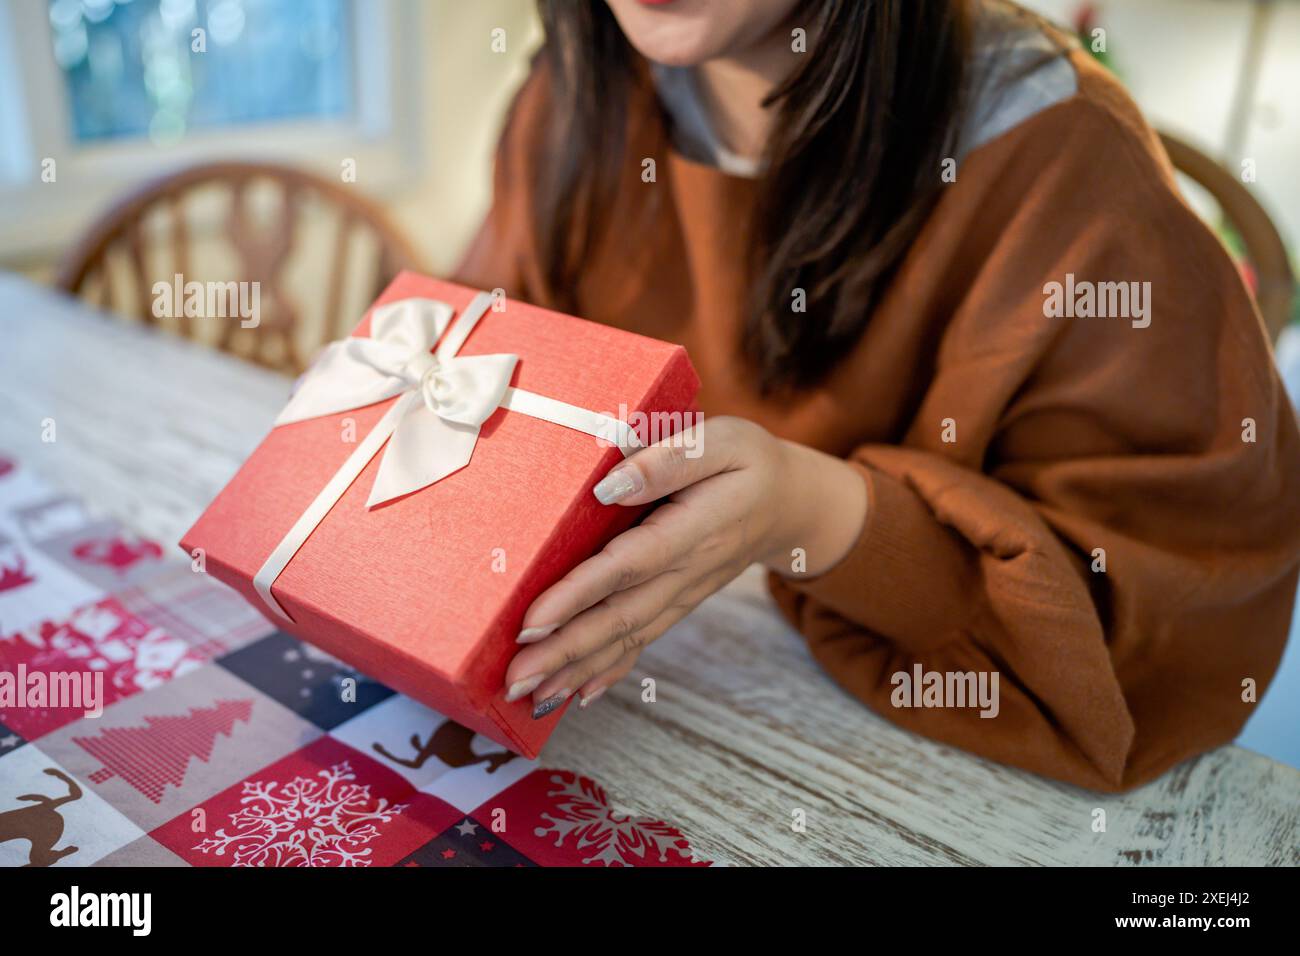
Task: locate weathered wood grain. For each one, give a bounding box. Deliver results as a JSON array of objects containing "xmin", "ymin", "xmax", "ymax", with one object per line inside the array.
[{"xmin": 1, "ymin": 274, "xmax": 1295, "ymax": 866}]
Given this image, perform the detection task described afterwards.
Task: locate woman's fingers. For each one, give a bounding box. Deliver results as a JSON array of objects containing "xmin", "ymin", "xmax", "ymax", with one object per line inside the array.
[
  {"xmin": 592, "ymin": 418, "xmax": 746, "ymax": 507},
  {"xmin": 516, "ymin": 518, "xmax": 690, "ymax": 642},
  {"xmin": 498, "ymin": 417, "xmax": 790, "ymax": 717},
  {"xmin": 528, "ymin": 641, "xmax": 628, "ymax": 718},
  {"xmin": 506, "ymin": 568, "xmax": 685, "ymax": 702},
  {"xmin": 575, "ymin": 649, "xmax": 641, "ymax": 710},
  {"xmin": 507, "ymin": 491, "xmax": 748, "ymax": 707},
  {"xmin": 531, "ymin": 602, "xmax": 694, "ymax": 716}
]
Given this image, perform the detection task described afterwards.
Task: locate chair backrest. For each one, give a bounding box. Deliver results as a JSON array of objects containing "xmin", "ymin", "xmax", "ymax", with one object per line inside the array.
[
  {"xmin": 1158, "ymin": 131, "xmax": 1294, "ymax": 344},
  {"xmin": 56, "ymin": 161, "xmax": 424, "ymax": 374}
]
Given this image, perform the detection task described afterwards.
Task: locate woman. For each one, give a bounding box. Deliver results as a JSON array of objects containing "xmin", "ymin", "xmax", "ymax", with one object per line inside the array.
[{"xmin": 456, "ymin": 0, "xmax": 1300, "ymax": 791}]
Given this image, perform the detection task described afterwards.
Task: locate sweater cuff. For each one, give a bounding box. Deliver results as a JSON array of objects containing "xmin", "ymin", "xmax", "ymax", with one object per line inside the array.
[{"xmin": 774, "ymin": 461, "xmax": 977, "ymax": 650}]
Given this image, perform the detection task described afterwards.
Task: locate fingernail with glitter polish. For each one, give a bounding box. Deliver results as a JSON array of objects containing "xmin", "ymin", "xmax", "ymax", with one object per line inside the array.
[
  {"xmin": 532, "ymin": 690, "xmax": 569, "ymax": 720},
  {"xmin": 505, "ymin": 673, "xmax": 544, "ymax": 703},
  {"xmin": 593, "ymin": 464, "xmax": 643, "ymax": 505},
  {"xmin": 516, "ymin": 624, "xmax": 557, "ymax": 644},
  {"xmin": 579, "ymin": 687, "xmax": 606, "ymax": 709}
]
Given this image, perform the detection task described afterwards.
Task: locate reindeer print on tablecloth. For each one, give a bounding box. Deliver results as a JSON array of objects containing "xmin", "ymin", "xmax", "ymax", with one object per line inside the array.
[
  {"xmin": 373, "ymin": 719, "xmax": 518, "ymax": 774},
  {"xmin": 0, "ymin": 767, "xmax": 83, "ymax": 867}
]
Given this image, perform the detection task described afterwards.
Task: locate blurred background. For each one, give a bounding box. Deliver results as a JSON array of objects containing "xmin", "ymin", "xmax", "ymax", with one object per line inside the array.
[
  {"xmin": 0, "ymin": 0, "xmax": 1297, "ymax": 764},
  {"xmin": 0, "ymin": 0, "xmax": 1297, "ymax": 304},
  {"xmin": 2, "ymin": 0, "xmax": 543, "ymax": 335}
]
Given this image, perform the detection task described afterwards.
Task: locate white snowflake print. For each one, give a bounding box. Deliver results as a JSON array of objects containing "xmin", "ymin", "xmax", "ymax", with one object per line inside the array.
[
  {"xmin": 195, "ymin": 761, "xmax": 407, "ymax": 867},
  {"xmin": 533, "ymin": 772, "xmax": 695, "ymax": 866}
]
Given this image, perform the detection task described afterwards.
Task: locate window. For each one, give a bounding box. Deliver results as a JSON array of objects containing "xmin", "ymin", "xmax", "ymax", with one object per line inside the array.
[{"xmin": 49, "ymin": 0, "xmax": 354, "ymax": 144}]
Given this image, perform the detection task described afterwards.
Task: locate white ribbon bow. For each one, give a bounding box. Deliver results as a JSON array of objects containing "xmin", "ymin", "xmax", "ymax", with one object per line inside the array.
[{"xmin": 276, "ymin": 294, "xmax": 517, "ymax": 506}]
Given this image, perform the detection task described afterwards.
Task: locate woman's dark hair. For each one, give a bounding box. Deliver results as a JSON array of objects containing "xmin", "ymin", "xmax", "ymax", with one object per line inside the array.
[{"xmin": 535, "ymin": 0, "xmax": 973, "ymax": 393}]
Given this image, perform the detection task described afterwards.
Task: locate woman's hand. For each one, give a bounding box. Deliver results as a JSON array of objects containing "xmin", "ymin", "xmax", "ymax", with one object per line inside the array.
[{"xmin": 503, "ymin": 415, "xmax": 869, "ymax": 717}]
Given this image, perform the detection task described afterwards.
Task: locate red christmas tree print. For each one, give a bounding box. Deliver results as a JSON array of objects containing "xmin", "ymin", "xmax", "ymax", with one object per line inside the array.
[{"xmin": 72, "ymin": 699, "xmax": 254, "ymax": 803}]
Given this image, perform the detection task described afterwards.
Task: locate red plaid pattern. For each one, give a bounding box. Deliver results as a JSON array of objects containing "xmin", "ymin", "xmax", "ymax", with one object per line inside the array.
[{"xmin": 112, "ymin": 563, "xmax": 272, "ymax": 658}]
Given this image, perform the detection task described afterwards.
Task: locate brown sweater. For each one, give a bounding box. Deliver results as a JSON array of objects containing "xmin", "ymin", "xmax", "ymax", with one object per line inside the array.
[{"xmin": 455, "ymin": 44, "xmax": 1300, "ymax": 791}]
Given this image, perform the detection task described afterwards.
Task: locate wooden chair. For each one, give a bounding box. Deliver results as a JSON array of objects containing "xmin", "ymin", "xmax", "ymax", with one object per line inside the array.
[
  {"xmin": 56, "ymin": 161, "xmax": 424, "ymax": 374},
  {"xmin": 1158, "ymin": 130, "xmax": 1295, "ymax": 344}
]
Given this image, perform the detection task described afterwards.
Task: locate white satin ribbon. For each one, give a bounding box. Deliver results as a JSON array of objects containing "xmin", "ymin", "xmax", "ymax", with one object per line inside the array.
[{"xmin": 253, "ymin": 292, "xmax": 640, "ymax": 622}]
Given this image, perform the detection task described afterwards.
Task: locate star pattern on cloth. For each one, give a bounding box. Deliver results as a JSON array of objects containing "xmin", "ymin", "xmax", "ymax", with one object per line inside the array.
[{"xmin": 455, "ymin": 819, "xmax": 477, "ymax": 836}]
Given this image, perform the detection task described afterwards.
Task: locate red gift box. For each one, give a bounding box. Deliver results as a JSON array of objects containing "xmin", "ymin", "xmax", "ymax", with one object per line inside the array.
[{"xmin": 180, "ymin": 272, "xmax": 699, "ymax": 757}]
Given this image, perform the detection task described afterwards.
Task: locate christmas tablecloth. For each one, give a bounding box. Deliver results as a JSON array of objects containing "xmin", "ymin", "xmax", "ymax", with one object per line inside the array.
[{"xmin": 0, "ymin": 453, "xmax": 709, "ymax": 867}]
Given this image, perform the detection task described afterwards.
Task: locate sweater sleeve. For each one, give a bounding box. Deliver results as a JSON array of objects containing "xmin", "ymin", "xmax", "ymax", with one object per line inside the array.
[{"xmin": 768, "ymin": 92, "xmax": 1300, "ymax": 792}]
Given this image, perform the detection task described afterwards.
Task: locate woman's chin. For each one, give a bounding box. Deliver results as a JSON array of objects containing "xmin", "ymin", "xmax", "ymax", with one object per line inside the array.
[
  {"xmin": 621, "ymin": 28, "xmax": 731, "ymax": 68},
  {"xmin": 606, "ymin": 0, "xmax": 740, "ymax": 67}
]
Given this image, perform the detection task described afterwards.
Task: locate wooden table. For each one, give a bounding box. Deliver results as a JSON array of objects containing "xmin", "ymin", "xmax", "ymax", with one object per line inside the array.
[{"xmin": 1, "ymin": 273, "xmax": 1295, "ymax": 866}]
